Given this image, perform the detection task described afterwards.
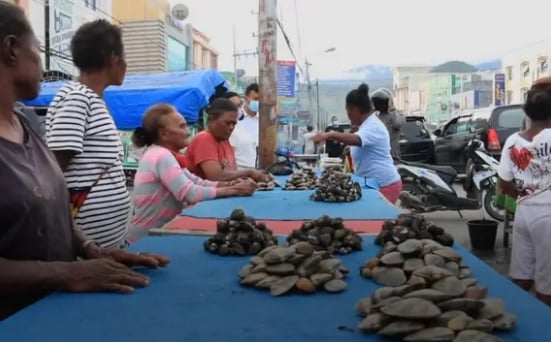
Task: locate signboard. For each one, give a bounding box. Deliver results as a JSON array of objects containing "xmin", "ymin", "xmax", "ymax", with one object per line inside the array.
[
  {"xmin": 166, "ymin": 14, "xmax": 184, "ymax": 31},
  {"xmin": 49, "ymin": 0, "xmax": 75, "ymax": 73},
  {"xmin": 494, "ymin": 73, "xmax": 506, "ymax": 106},
  {"xmin": 276, "ymin": 60, "xmax": 296, "ymax": 98}
]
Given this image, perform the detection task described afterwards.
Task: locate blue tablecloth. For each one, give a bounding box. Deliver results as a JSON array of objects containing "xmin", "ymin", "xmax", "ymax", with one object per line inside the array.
[
  {"xmin": 182, "ymin": 189, "xmax": 400, "ymax": 220},
  {"xmin": 182, "ymin": 175, "xmax": 399, "ymax": 221},
  {"xmin": 1, "ymin": 237, "xmax": 550, "ymax": 341}
]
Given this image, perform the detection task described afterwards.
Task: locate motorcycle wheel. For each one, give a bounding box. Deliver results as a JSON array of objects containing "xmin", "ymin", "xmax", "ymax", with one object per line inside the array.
[{"xmin": 483, "ymin": 188, "xmax": 505, "ymax": 222}]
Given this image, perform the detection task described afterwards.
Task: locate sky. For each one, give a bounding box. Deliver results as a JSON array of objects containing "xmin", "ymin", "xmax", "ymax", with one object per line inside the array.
[{"xmin": 170, "ymin": 0, "xmax": 551, "ymax": 79}]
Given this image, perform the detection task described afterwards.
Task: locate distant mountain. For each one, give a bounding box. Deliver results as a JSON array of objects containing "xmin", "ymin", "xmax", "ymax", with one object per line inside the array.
[
  {"xmin": 321, "ymin": 59, "xmax": 502, "ymax": 82},
  {"xmin": 473, "ymin": 59, "xmax": 502, "ymax": 71},
  {"xmin": 431, "ymin": 61, "xmax": 477, "ymax": 73}
]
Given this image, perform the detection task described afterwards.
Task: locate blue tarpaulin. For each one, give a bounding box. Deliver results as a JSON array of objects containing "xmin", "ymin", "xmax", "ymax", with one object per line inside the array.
[{"xmin": 23, "ymin": 69, "xmax": 227, "ymax": 129}]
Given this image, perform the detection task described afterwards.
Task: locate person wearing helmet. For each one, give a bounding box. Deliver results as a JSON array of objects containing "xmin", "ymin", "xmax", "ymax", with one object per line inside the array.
[{"xmin": 371, "ymin": 88, "xmax": 404, "ymax": 159}]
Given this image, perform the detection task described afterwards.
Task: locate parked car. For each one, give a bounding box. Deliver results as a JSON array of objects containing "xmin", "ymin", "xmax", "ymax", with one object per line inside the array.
[
  {"xmin": 433, "ymin": 104, "xmax": 525, "ymax": 174},
  {"xmin": 398, "ymin": 116, "xmax": 435, "ymax": 163}
]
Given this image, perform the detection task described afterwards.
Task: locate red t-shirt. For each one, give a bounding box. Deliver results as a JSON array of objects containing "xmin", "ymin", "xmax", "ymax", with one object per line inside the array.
[{"xmin": 185, "ymin": 130, "xmax": 238, "ymax": 179}]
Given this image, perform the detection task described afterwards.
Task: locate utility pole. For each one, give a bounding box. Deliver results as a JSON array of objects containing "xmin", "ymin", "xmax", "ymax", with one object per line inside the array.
[
  {"xmin": 44, "ymin": 0, "xmax": 51, "ymax": 70},
  {"xmin": 257, "ymin": 0, "xmax": 277, "ymax": 169}
]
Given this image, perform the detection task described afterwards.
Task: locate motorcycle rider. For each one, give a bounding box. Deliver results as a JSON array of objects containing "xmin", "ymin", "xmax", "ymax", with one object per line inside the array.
[{"xmin": 371, "ymin": 88, "xmax": 404, "ymax": 159}]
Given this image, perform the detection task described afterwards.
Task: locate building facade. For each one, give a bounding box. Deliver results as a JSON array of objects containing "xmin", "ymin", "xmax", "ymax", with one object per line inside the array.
[
  {"xmin": 502, "ymin": 39, "xmax": 551, "ymax": 104},
  {"xmin": 5, "ymin": 0, "xmax": 111, "ymax": 75},
  {"xmin": 112, "ymin": 0, "xmax": 193, "ymax": 74},
  {"xmin": 192, "ymin": 28, "xmax": 218, "ymax": 70},
  {"xmin": 392, "ymin": 65, "xmax": 432, "ymax": 115}
]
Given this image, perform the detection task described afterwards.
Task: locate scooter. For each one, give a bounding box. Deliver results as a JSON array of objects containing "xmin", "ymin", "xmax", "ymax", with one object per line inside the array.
[
  {"xmin": 266, "ymin": 147, "xmax": 300, "ymax": 175},
  {"xmin": 396, "ymin": 159, "xmax": 480, "ymax": 217},
  {"xmin": 465, "ymin": 139, "xmax": 504, "ymax": 221}
]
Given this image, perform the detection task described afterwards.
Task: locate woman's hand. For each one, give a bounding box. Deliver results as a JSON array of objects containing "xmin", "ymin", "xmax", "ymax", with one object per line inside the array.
[
  {"xmin": 63, "ymin": 258, "xmax": 151, "ymax": 293},
  {"xmin": 312, "ymin": 132, "xmax": 330, "ymax": 144},
  {"xmin": 231, "ymin": 181, "xmax": 256, "ymax": 196},
  {"xmin": 343, "ymin": 146, "xmax": 351, "ymax": 155},
  {"xmin": 249, "ymin": 170, "xmax": 271, "ymax": 182}
]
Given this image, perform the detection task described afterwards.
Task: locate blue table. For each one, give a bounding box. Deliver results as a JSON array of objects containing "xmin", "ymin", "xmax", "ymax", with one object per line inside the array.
[{"xmin": 1, "ymin": 237, "xmax": 550, "ymax": 342}]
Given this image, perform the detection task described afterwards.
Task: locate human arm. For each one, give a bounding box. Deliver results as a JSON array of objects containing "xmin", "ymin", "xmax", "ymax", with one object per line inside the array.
[
  {"xmin": 497, "ymin": 138, "xmax": 519, "ymax": 199},
  {"xmin": 390, "ymin": 112, "xmax": 404, "ymax": 131},
  {"xmin": 312, "ymin": 131, "xmax": 362, "ymax": 147},
  {"xmin": 46, "ymin": 91, "xmax": 88, "ymax": 170}
]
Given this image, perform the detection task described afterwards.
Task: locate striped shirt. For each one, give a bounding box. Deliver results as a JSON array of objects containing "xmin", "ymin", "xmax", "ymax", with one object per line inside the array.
[
  {"xmin": 45, "ymin": 81, "xmax": 130, "ymax": 248},
  {"xmin": 128, "ymin": 145, "xmax": 218, "ymax": 243}
]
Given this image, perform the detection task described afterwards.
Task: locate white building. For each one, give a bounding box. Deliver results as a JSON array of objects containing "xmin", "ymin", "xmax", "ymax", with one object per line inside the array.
[
  {"xmin": 392, "ymin": 65, "xmax": 432, "ymax": 115},
  {"xmin": 502, "ymin": 39, "xmax": 551, "ymax": 104},
  {"xmin": 15, "ymin": 0, "xmax": 113, "ymax": 76}
]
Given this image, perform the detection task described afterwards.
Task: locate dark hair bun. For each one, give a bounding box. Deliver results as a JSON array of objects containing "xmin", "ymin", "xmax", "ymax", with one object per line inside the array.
[
  {"xmin": 131, "ymin": 126, "xmax": 150, "ymax": 148},
  {"xmin": 357, "ymin": 83, "xmax": 369, "ymax": 96}
]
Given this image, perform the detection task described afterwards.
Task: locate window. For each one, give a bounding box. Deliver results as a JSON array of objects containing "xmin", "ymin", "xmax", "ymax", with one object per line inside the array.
[
  {"xmin": 521, "ymin": 87, "xmax": 529, "ymax": 102},
  {"xmin": 496, "ymin": 108, "xmax": 525, "ymax": 129},
  {"xmin": 521, "ymin": 62, "xmax": 530, "ymax": 80},
  {"xmin": 84, "ymin": 0, "xmax": 96, "ymax": 10},
  {"xmin": 506, "ymin": 90, "xmax": 513, "ymax": 105},
  {"xmin": 538, "ymin": 57, "xmax": 548, "ymax": 77},
  {"xmin": 506, "ymin": 66, "xmax": 513, "ymax": 81}
]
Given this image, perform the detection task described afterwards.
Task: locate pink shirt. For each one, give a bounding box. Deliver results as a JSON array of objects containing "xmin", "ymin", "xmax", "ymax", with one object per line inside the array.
[{"xmin": 128, "ymin": 145, "xmax": 218, "ymax": 243}]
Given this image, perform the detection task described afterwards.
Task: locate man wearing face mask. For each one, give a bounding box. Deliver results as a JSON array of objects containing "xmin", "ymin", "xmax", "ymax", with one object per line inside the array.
[
  {"xmin": 229, "ymin": 84, "xmax": 260, "ymax": 168},
  {"xmin": 324, "ymin": 116, "xmax": 345, "ymax": 158}
]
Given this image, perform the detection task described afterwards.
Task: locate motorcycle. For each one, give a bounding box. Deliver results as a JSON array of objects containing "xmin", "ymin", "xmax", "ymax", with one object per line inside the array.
[
  {"xmin": 464, "ymin": 139, "xmax": 504, "ymax": 221},
  {"xmin": 266, "ymin": 147, "xmax": 300, "ymax": 175},
  {"xmin": 396, "ymin": 159, "xmax": 480, "ymax": 217}
]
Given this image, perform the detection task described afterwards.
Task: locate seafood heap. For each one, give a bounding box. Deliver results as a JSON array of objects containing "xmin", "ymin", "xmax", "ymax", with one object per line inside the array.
[
  {"xmin": 238, "ymin": 242, "xmax": 349, "ymax": 296},
  {"xmin": 283, "ymin": 167, "xmax": 318, "ymax": 190},
  {"xmin": 375, "ymin": 213, "xmax": 454, "ymax": 247},
  {"xmin": 203, "ymin": 209, "xmax": 278, "ymax": 256},
  {"xmin": 310, "ymin": 168, "xmax": 362, "ymax": 202},
  {"xmin": 255, "ymin": 174, "xmax": 282, "ymax": 191},
  {"xmin": 356, "ymin": 238, "xmax": 516, "ymax": 341},
  {"xmin": 287, "ymin": 215, "xmax": 363, "ymax": 255}
]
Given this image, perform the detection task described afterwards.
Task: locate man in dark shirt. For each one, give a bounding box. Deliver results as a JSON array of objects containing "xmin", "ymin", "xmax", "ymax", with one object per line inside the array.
[{"xmin": 324, "ymin": 116, "xmax": 345, "ymax": 158}]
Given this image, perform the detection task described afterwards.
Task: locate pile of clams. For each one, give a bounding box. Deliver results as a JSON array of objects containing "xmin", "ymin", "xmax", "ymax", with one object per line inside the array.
[
  {"xmin": 376, "ymin": 213, "xmax": 454, "ymax": 247},
  {"xmin": 310, "ymin": 168, "xmax": 362, "ymax": 202},
  {"xmin": 255, "ymin": 174, "xmax": 282, "ymax": 191},
  {"xmin": 203, "ymin": 209, "xmax": 278, "ymax": 256},
  {"xmin": 283, "ymin": 167, "xmax": 318, "ymax": 190},
  {"xmin": 287, "ymin": 215, "xmax": 363, "ymax": 255},
  {"xmin": 238, "ymin": 242, "xmax": 349, "ymax": 296},
  {"xmin": 357, "ymin": 239, "xmax": 516, "ymax": 341}
]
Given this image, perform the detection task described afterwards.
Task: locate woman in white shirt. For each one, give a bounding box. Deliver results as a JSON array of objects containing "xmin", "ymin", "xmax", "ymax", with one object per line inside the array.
[
  {"xmin": 498, "ymin": 77, "xmax": 551, "ymax": 306},
  {"xmin": 226, "ymin": 92, "xmax": 257, "ymax": 169}
]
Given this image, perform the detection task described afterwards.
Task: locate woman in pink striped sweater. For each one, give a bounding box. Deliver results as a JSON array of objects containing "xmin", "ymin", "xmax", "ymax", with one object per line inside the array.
[{"xmin": 127, "ymin": 104, "xmax": 256, "ymax": 243}]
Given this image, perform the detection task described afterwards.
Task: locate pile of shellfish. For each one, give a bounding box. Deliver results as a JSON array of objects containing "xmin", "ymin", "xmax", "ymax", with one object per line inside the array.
[
  {"xmin": 238, "ymin": 242, "xmax": 349, "ymax": 296},
  {"xmin": 255, "ymin": 174, "xmax": 282, "ymax": 191},
  {"xmin": 310, "ymin": 168, "xmax": 362, "ymax": 202},
  {"xmin": 287, "ymin": 215, "xmax": 363, "ymax": 255},
  {"xmin": 376, "ymin": 213, "xmax": 454, "ymax": 247},
  {"xmin": 283, "ymin": 167, "xmax": 318, "ymax": 190},
  {"xmin": 356, "ymin": 238, "xmax": 516, "ymax": 341},
  {"xmin": 203, "ymin": 209, "xmax": 278, "ymax": 256}
]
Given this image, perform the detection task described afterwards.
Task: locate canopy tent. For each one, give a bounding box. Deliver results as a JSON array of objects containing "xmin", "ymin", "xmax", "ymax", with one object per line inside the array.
[{"xmin": 23, "ymin": 69, "xmax": 227, "ymax": 129}]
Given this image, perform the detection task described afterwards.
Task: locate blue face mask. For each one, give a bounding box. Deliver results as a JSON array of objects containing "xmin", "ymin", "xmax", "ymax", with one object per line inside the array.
[{"xmin": 248, "ymin": 100, "xmax": 259, "ymax": 112}]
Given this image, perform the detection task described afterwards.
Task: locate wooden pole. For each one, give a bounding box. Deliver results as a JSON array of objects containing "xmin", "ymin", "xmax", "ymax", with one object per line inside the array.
[{"xmin": 257, "ymin": 0, "xmax": 277, "ymax": 169}]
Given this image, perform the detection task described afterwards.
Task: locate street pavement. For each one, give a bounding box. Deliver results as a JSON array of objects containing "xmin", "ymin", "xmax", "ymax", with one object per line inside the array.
[{"xmin": 421, "ymin": 184, "xmax": 511, "ymax": 277}]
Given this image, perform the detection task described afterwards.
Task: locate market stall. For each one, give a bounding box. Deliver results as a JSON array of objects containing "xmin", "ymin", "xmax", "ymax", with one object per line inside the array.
[
  {"xmin": 1, "ymin": 236, "xmax": 549, "ymax": 341},
  {"xmin": 164, "ymin": 174, "xmax": 396, "ymax": 235},
  {"xmin": 23, "ymin": 70, "xmax": 227, "ymax": 174}
]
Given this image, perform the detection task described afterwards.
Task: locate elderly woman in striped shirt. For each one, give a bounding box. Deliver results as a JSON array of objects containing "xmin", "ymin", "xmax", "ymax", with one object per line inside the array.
[{"xmin": 127, "ymin": 104, "xmax": 256, "ymax": 243}]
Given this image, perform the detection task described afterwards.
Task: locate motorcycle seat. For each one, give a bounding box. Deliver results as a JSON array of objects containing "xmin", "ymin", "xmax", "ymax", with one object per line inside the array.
[{"xmin": 399, "ymin": 160, "xmax": 457, "ymax": 185}]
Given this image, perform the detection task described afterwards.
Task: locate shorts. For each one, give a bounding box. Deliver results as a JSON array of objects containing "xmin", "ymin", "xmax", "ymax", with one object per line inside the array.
[
  {"xmin": 509, "ymin": 192, "xmax": 551, "ymax": 295},
  {"xmin": 380, "ymin": 180, "xmax": 403, "ymax": 204}
]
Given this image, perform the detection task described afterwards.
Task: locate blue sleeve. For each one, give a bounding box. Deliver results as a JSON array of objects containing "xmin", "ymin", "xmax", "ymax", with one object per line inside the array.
[{"xmin": 355, "ymin": 124, "xmax": 376, "ymax": 147}]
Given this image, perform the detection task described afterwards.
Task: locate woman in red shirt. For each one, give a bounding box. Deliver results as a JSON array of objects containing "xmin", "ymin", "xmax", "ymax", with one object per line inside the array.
[{"xmin": 185, "ymin": 98, "xmax": 269, "ymax": 182}]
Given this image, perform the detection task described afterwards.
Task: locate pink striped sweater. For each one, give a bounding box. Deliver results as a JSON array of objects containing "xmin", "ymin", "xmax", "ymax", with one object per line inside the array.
[{"xmin": 128, "ymin": 145, "xmax": 218, "ymax": 243}]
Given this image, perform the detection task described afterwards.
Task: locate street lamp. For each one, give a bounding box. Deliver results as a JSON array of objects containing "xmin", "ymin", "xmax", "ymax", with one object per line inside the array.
[{"xmin": 304, "ymin": 47, "xmax": 336, "ymax": 131}]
